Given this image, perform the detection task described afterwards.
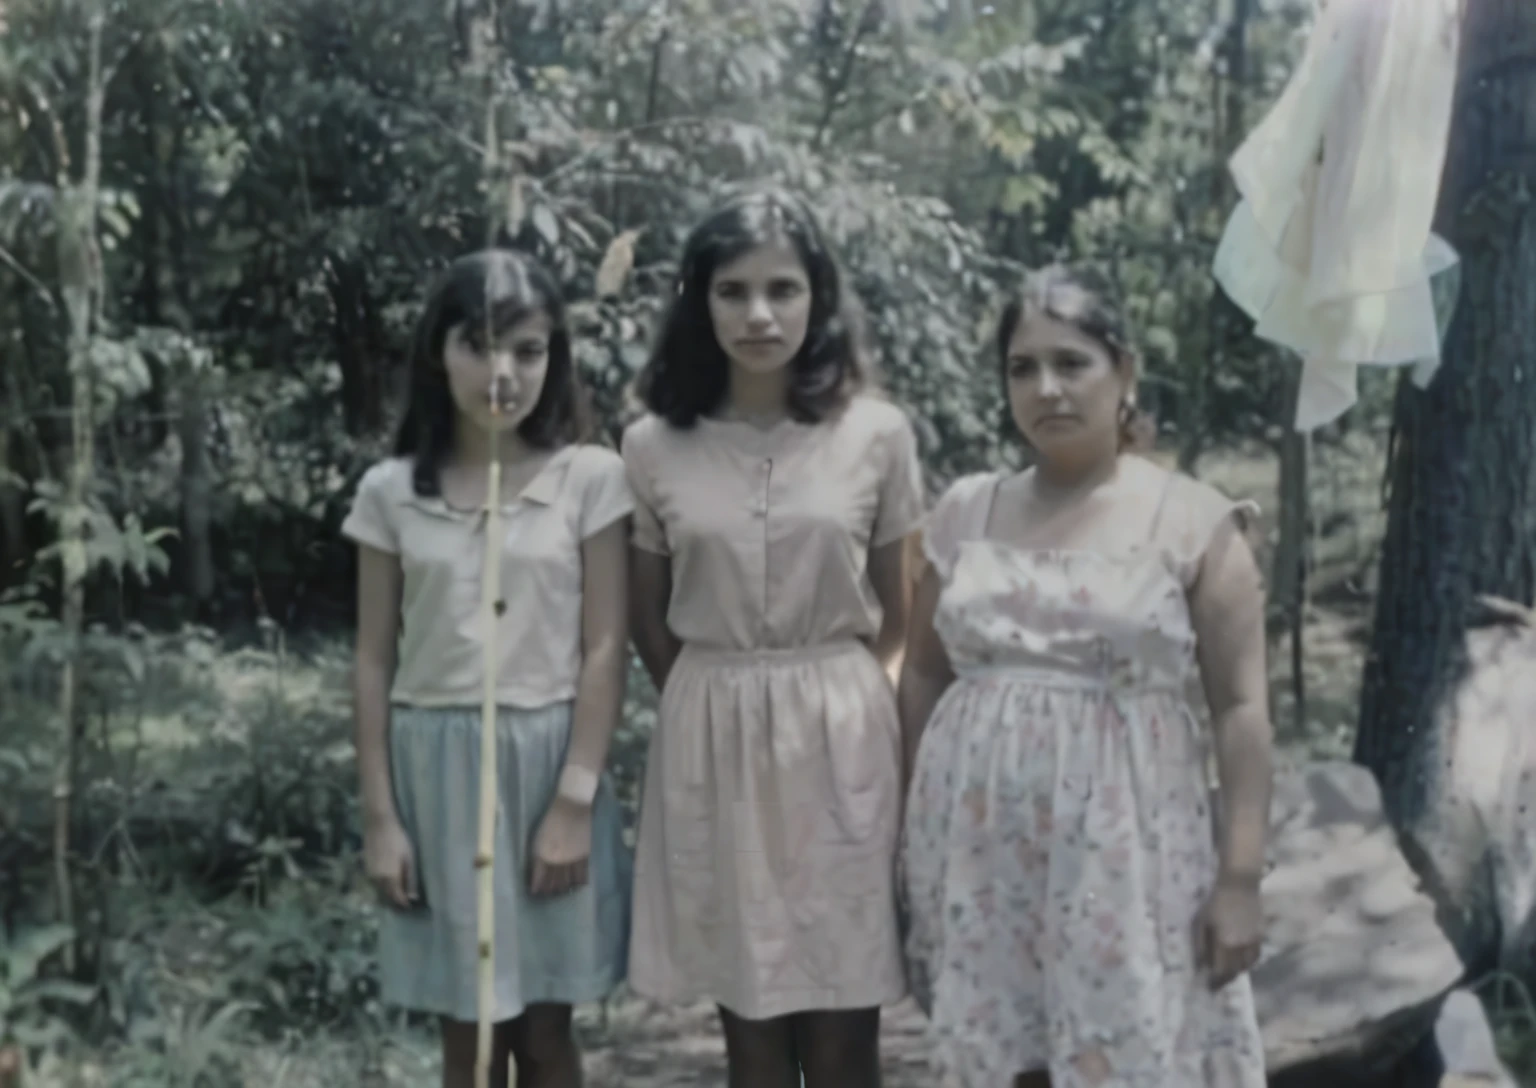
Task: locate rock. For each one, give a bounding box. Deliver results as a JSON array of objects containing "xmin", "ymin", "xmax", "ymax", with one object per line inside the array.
[
  {"xmin": 1434, "ymin": 989, "xmax": 1517, "ymax": 1087},
  {"xmin": 1400, "ymin": 612, "xmax": 1536, "ymax": 985},
  {"xmin": 1251, "ymin": 761, "xmax": 1465, "ymax": 1077}
]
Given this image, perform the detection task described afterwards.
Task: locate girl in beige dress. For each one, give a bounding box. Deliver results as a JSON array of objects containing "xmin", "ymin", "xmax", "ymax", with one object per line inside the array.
[
  {"xmin": 624, "ymin": 188, "xmax": 926, "ymax": 1087},
  {"xmin": 899, "ymin": 265, "xmax": 1273, "ymax": 1087}
]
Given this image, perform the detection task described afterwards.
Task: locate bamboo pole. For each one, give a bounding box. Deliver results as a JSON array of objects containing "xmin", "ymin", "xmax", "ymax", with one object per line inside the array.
[
  {"xmin": 474, "ymin": 394, "xmax": 503, "ymax": 1088},
  {"xmin": 52, "ymin": 1, "xmax": 106, "ymax": 974},
  {"xmin": 471, "ymin": 5, "xmax": 508, "ymax": 1076}
]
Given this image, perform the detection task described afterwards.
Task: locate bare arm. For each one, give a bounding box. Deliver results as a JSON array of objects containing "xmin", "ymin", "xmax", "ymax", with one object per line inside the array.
[
  {"xmin": 353, "ymin": 544, "xmax": 403, "ymax": 828},
  {"xmin": 868, "ymin": 532, "xmax": 914, "ymax": 684},
  {"xmin": 630, "ymin": 547, "xmax": 681, "ymax": 692},
  {"xmin": 897, "ymin": 560, "xmax": 955, "ymax": 788},
  {"xmin": 561, "ymin": 518, "xmax": 631, "ymax": 783},
  {"xmin": 1190, "ymin": 519, "xmax": 1274, "ymax": 884}
]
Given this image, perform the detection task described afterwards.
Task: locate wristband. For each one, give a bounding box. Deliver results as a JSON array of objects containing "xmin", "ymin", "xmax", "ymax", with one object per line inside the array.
[
  {"xmin": 557, "ymin": 765, "xmax": 599, "ymax": 806},
  {"xmin": 1216, "ymin": 868, "xmax": 1264, "ymax": 889}
]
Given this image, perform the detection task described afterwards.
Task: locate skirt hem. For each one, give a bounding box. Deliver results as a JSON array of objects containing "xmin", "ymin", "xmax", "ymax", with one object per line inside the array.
[
  {"xmin": 626, "ymin": 976, "xmax": 908, "ymax": 1021},
  {"xmin": 381, "ymin": 965, "xmax": 627, "ymax": 1024}
]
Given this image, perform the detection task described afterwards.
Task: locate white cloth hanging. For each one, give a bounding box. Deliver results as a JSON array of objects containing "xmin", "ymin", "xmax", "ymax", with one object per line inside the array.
[{"xmin": 1212, "ymin": 0, "xmax": 1463, "ymax": 432}]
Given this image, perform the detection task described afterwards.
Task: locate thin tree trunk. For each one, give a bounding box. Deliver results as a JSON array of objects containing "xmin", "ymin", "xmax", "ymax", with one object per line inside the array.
[
  {"xmin": 1186, "ymin": 0, "xmax": 1253, "ymax": 472},
  {"xmin": 52, "ymin": 4, "xmax": 106, "ymax": 970},
  {"xmin": 179, "ymin": 372, "xmax": 215, "ymax": 609},
  {"xmin": 1356, "ymin": 0, "xmax": 1536, "ymax": 832},
  {"xmin": 0, "ymin": 425, "xmax": 22, "ymax": 587},
  {"xmin": 1230, "ymin": 0, "xmax": 1310, "ymax": 735},
  {"xmin": 1270, "ymin": 368, "xmax": 1309, "ymax": 736}
]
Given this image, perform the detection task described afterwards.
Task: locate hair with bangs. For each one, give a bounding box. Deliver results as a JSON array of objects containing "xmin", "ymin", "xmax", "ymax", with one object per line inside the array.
[{"xmin": 394, "ymin": 248, "xmax": 589, "ymax": 495}]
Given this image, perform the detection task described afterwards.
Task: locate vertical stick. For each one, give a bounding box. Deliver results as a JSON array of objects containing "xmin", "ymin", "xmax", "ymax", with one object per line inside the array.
[
  {"xmin": 470, "ymin": 6, "xmax": 507, "ymax": 1077},
  {"xmin": 53, "ymin": 1, "xmax": 106, "ymax": 973},
  {"xmin": 474, "ymin": 400, "xmax": 502, "ymax": 1088}
]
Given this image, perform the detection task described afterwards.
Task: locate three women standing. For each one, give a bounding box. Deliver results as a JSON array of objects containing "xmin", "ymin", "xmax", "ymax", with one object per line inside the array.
[
  {"xmin": 624, "ymin": 189, "xmax": 925, "ymax": 1087},
  {"xmin": 347, "ymin": 198, "xmax": 1272, "ymax": 1088}
]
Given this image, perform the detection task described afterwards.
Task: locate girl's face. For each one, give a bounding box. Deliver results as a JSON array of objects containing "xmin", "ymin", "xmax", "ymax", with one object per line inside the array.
[
  {"xmin": 443, "ymin": 310, "xmax": 551, "ymax": 434},
  {"xmin": 1005, "ymin": 311, "xmax": 1131, "ymax": 457},
  {"xmin": 707, "ymin": 240, "xmax": 812, "ymax": 377}
]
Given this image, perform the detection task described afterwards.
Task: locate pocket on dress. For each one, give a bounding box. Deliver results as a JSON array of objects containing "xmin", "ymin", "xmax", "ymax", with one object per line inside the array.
[{"xmin": 819, "ymin": 654, "xmax": 902, "ymax": 843}]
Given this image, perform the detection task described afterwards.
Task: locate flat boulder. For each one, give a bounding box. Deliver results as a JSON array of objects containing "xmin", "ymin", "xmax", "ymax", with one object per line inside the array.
[
  {"xmin": 1252, "ymin": 760, "xmax": 1465, "ymax": 1077},
  {"xmin": 1403, "ymin": 608, "xmax": 1536, "ymax": 984}
]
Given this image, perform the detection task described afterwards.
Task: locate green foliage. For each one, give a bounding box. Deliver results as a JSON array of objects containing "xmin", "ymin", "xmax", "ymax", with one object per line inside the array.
[
  {"xmin": 0, "ymin": 619, "xmax": 368, "ymax": 1068},
  {"xmin": 108, "ymin": 999, "xmax": 254, "ymax": 1088},
  {"xmin": 0, "ymin": 0, "xmax": 1314, "ymax": 624},
  {"xmin": 1, "ymin": 925, "xmax": 96, "ymax": 1051},
  {"xmin": 1477, "ymin": 971, "xmax": 1536, "ymax": 1083},
  {"xmin": 217, "ymin": 863, "xmax": 379, "ymax": 1033}
]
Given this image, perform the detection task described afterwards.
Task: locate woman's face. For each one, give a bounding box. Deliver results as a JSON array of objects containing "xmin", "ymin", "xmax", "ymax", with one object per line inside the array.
[
  {"xmin": 1004, "ymin": 311, "xmax": 1131, "ymax": 458},
  {"xmin": 707, "ymin": 240, "xmax": 812, "ymax": 377},
  {"xmin": 443, "ymin": 310, "xmax": 551, "ymax": 433}
]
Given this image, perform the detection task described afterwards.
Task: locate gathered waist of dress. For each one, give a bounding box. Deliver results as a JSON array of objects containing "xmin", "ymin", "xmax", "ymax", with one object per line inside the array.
[
  {"xmin": 677, "ymin": 638, "xmax": 870, "ymax": 667},
  {"xmin": 953, "ymin": 663, "xmax": 1185, "ymax": 697}
]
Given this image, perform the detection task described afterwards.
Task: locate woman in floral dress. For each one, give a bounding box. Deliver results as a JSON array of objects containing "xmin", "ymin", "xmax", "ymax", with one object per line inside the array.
[{"xmin": 898, "ymin": 264, "xmax": 1273, "ymax": 1087}]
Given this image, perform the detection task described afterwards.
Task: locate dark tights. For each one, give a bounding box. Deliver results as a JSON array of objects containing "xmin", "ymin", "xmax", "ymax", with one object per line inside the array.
[
  {"xmin": 440, "ymin": 1003, "xmax": 581, "ymax": 1088},
  {"xmin": 718, "ymin": 1004, "xmax": 883, "ymax": 1088}
]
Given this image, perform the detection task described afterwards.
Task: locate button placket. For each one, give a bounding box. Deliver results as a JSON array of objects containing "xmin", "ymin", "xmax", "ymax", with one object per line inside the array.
[
  {"xmin": 751, "ymin": 457, "xmax": 771, "ymax": 518},
  {"xmin": 757, "ymin": 457, "xmax": 773, "ymax": 641}
]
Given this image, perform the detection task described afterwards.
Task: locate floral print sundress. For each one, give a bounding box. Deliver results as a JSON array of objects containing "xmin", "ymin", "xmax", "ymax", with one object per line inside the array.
[{"xmin": 901, "ymin": 462, "xmax": 1268, "ymax": 1087}]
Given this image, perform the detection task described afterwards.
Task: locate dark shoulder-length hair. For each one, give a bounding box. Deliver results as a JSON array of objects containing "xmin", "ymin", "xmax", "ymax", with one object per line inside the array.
[
  {"xmin": 393, "ymin": 247, "xmax": 590, "ymax": 496},
  {"xmin": 634, "ymin": 186, "xmax": 871, "ymax": 428}
]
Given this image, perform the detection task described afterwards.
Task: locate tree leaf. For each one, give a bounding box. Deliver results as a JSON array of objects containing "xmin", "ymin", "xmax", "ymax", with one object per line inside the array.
[
  {"xmin": 16, "ymin": 979, "xmax": 96, "ymax": 1006},
  {"xmin": 4, "ymin": 924, "xmax": 75, "ymax": 986},
  {"xmin": 595, "ymin": 228, "xmax": 642, "ymax": 298},
  {"xmin": 531, "ymin": 205, "xmax": 559, "ymax": 246}
]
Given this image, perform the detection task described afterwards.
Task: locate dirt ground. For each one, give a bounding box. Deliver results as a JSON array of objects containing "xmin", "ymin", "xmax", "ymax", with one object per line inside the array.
[
  {"xmin": 577, "ymin": 996, "xmax": 936, "ymax": 1086},
  {"xmin": 222, "ymin": 995, "xmax": 942, "ymax": 1087},
  {"xmin": 203, "ymin": 995, "xmax": 940, "ymax": 1088}
]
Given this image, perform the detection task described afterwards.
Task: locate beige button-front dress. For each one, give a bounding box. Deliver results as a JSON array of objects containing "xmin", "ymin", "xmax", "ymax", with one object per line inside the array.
[{"xmin": 623, "ymin": 395, "xmax": 926, "ymax": 1019}]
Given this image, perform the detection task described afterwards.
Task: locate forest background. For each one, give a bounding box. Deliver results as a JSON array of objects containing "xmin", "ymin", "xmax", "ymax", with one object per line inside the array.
[{"xmin": 4, "ymin": 0, "xmax": 1535, "ymax": 1083}]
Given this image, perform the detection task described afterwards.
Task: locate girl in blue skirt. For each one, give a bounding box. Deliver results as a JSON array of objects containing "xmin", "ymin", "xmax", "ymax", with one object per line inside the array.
[{"xmin": 344, "ymin": 248, "xmax": 633, "ymax": 1087}]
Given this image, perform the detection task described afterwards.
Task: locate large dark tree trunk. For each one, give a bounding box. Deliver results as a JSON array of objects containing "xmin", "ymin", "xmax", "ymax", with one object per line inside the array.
[{"xmin": 1355, "ymin": 0, "xmax": 1536, "ymax": 829}]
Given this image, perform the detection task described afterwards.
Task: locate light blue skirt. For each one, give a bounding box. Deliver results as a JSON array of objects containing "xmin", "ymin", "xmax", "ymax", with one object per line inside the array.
[{"xmin": 379, "ymin": 702, "xmax": 631, "ymax": 1022}]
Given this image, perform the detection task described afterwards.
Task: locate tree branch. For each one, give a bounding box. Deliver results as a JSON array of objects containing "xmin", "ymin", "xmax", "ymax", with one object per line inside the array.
[{"xmin": 812, "ymin": 0, "xmax": 880, "ymax": 149}]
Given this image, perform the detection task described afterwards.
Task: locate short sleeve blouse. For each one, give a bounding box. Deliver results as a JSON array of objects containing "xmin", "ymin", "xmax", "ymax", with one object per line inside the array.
[
  {"xmin": 341, "ymin": 444, "xmax": 633, "ymax": 707},
  {"xmin": 622, "ymin": 395, "xmax": 927, "ymax": 651}
]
